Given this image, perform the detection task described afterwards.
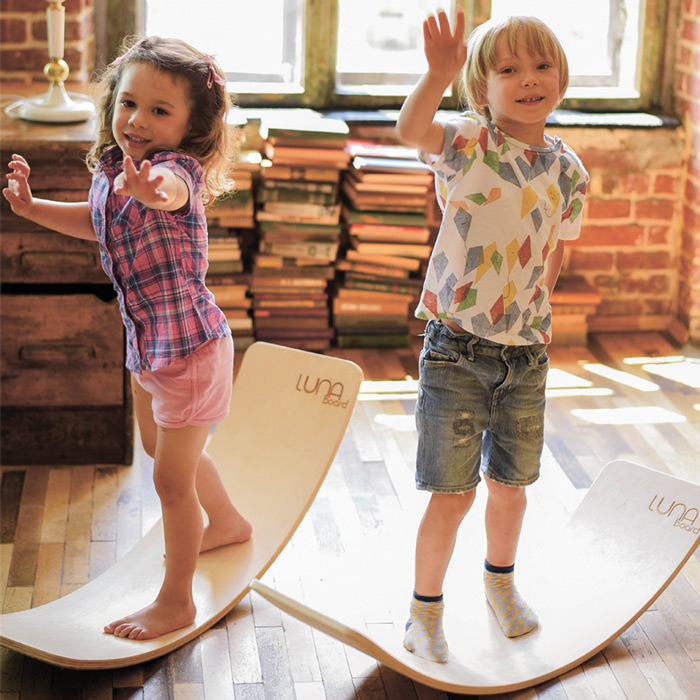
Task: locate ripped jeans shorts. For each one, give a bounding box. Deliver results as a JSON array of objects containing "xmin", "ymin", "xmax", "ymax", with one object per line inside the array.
[{"xmin": 415, "ymin": 320, "xmax": 549, "ymax": 493}]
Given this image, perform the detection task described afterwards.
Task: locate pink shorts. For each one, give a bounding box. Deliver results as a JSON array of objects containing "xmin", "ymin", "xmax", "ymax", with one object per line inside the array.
[{"xmin": 133, "ymin": 336, "xmax": 234, "ymax": 429}]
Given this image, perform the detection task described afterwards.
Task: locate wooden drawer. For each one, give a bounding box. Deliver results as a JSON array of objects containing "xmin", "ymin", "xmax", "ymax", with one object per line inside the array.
[
  {"xmin": 1, "ymin": 294, "xmax": 124, "ymax": 407},
  {"xmin": 1, "ymin": 231, "xmax": 105, "ymax": 284}
]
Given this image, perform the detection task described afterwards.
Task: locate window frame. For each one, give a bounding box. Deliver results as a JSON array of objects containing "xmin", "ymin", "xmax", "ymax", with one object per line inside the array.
[{"xmin": 103, "ymin": 0, "xmax": 674, "ymax": 114}]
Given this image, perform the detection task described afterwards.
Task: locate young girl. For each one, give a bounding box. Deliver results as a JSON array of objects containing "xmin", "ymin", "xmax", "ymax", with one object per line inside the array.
[
  {"xmin": 397, "ymin": 10, "xmax": 588, "ymax": 662},
  {"xmin": 3, "ymin": 37, "xmax": 252, "ymax": 640}
]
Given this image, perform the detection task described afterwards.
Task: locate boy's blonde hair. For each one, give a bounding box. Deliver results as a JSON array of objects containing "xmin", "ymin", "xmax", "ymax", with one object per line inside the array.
[
  {"xmin": 462, "ymin": 16, "xmax": 569, "ymax": 120},
  {"xmin": 86, "ymin": 36, "xmax": 237, "ymax": 204}
]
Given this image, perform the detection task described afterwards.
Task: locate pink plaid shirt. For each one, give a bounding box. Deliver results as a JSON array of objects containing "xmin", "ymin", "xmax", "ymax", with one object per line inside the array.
[{"xmin": 89, "ymin": 146, "xmax": 230, "ymax": 373}]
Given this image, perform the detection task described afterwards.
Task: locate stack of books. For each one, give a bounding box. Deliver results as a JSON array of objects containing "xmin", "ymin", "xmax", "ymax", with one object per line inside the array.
[
  {"xmin": 334, "ymin": 142, "xmax": 434, "ymax": 348},
  {"xmin": 252, "ymin": 114, "xmax": 350, "ymax": 351},
  {"xmin": 205, "ymin": 150, "xmax": 261, "ymax": 351}
]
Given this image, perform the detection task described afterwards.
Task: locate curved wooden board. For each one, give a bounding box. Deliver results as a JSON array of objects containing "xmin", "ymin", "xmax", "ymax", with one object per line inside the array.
[
  {"xmin": 252, "ymin": 460, "xmax": 700, "ymax": 694},
  {"xmin": 0, "ymin": 342, "xmax": 363, "ymax": 670}
]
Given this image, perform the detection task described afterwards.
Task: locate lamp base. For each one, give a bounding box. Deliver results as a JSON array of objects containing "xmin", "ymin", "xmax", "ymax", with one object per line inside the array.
[{"xmin": 17, "ymin": 82, "xmax": 94, "ymax": 123}]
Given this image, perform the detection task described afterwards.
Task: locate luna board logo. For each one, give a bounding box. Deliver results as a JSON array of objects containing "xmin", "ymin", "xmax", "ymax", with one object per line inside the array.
[
  {"xmin": 296, "ymin": 374, "xmax": 349, "ymax": 409},
  {"xmin": 648, "ymin": 495, "xmax": 700, "ymax": 534}
]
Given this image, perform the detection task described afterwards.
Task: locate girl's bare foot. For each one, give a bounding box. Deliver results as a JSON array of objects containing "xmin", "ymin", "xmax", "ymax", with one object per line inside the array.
[
  {"xmin": 104, "ymin": 598, "xmax": 196, "ymax": 640},
  {"xmin": 200, "ymin": 515, "xmax": 252, "ymax": 553}
]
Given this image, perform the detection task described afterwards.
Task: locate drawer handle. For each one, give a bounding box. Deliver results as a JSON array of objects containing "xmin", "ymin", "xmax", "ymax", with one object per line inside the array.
[
  {"xmin": 19, "ymin": 344, "xmax": 96, "ymax": 363},
  {"xmin": 19, "ymin": 252, "xmax": 96, "ymax": 269}
]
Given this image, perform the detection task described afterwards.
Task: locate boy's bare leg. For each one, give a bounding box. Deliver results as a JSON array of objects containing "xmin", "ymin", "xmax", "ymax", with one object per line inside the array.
[
  {"xmin": 105, "ymin": 422, "xmax": 210, "ymax": 639},
  {"xmin": 483, "ymin": 476, "xmax": 538, "ymax": 637},
  {"xmin": 405, "ymin": 491, "xmax": 476, "ymax": 663},
  {"xmin": 483, "ymin": 476, "xmax": 527, "ymax": 566},
  {"xmin": 414, "ymin": 491, "xmax": 476, "ymax": 596}
]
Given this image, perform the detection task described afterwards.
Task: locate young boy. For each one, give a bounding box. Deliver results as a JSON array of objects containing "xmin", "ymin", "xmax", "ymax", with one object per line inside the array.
[{"xmin": 396, "ymin": 9, "xmax": 588, "ymax": 663}]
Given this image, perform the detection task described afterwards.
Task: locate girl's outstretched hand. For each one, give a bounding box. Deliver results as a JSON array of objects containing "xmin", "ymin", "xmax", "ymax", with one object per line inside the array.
[
  {"xmin": 3, "ymin": 154, "xmax": 35, "ymax": 219},
  {"xmin": 114, "ymin": 155, "xmax": 169, "ymax": 206},
  {"xmin": 423, "ymin": 7, "xmax": 467, "ymax": 85}
]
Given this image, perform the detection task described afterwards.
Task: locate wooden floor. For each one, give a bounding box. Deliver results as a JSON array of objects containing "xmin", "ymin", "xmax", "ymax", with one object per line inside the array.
[{"xmin": 1, "ymin": 331, "xmax": 699, "ymax": 700}]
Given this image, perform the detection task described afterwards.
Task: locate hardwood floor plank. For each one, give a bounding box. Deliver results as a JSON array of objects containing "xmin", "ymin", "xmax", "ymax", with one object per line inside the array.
[
  {"xmin": 40, "ymin": 468, "xmax": 71, "ymax": 544},
  {"xmin": 0, "ymin": 471, "xmax": 25, "ymax": 544},
  {"xmin": 91, "ymin": 466, "xmax": 118, "ymax": 542},
  {"xmin": 226, "ymin": 594, "xmax": 263, "ymax": 684},
  {"xmin": 200, "ymin": 628, "xmax": 235, "ymax": 700},
  {"xmin": 309, "ymin": 626, "xmax": 357, "ymax": 700},
  {"xmin": 255, "ymin": 626, "xmax": 296, "ymax": 700},
  {"xmin": 31, "ymin": 541, "xmax": 64, "ymax": 607},
  {"xmin": 638, "ymin": 610, "xmax": 700, "ymax": 700},
  {"xmin": 62, "ymin": 467, "xmax": 94, "ymax": 586},
  {"xmin": 601, "ymin": 638, "xmax": 657, "ymax": 700},
  {"xmin": 173, "ymin": 683, "xmax": 204, "ymax": 700}
]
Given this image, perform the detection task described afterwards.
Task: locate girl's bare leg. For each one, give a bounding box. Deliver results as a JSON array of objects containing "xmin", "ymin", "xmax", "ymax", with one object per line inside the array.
[
  {"xmin": 129, "ymin": 376, "xmax": 251, "ymax": 555},
  {"xmin": 104, "ymin": 422, "xmax": 210, "ymax": 639},
  {"xmin": 196, "ymin": 451, "xmax": 252, "ymax": 552}
]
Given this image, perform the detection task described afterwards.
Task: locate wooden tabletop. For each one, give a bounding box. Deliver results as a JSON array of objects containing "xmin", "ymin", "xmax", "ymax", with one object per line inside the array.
[{"xmin": 1, "ymin": 83, "xmax": 98, "ymax": 146}]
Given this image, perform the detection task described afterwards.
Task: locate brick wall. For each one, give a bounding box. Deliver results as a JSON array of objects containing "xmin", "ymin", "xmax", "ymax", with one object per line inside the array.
[
  {"xmin": 0, "ymin": 0, "xmax": 94, "ymax": 84},
  {"xmin": 557, "ymin": 127, "xmax": 686, "ymax": 334},
  {"xmin": 676, "ymin": 0, "xmax": 700, "ymax": 343}
]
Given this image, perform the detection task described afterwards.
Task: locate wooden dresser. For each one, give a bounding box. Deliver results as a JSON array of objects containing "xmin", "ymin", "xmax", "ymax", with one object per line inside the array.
[{"xmin": 1, "ymin": 89, "xmax": 133, "ymax": 465}]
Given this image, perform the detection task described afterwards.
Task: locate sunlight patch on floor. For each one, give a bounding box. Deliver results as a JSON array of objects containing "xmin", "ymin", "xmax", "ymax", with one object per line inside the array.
[
  {"xmin": 581, "ymin": 363, "xmax": 660, "ymax": 392},
  {"xmin": 571, "ymin": 406, "xmax": 685, "ymax": 425}
]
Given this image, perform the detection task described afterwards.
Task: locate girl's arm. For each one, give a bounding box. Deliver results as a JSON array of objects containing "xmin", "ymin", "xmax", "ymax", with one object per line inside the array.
[
  {"xmin": 396, "ymin": 8, "xmax": 467, "ymax": 155},
  {"xmin": 114, "ymin": 156, "xmax": 189, "ymax": 212},
  {"xmin": 3, "ymin": 154, "xmax": 96, "ymax": 240}
]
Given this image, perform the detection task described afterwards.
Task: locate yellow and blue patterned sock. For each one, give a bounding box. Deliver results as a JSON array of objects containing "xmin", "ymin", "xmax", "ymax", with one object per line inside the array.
[
  {"xmin": 484, "ymin": 561, "xmax": 538, "ymax": 638},
  {"xmin": 403, "ymin": 592, "xmax": 448, "ymax": 663}
]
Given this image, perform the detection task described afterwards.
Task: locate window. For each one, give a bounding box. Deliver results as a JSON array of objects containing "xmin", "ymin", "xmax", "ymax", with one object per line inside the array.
[
  {"xmin": 145, "ymin": 0, "xmax": 305, "ymax": 94},
  {"xmin": 121, "ymin": 0, "xmax": 668, "ymax": 112}
]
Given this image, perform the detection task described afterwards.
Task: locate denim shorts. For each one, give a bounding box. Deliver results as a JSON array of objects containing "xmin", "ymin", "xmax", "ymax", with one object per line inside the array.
[
  {"xmin": 133, "ymin": 335, "xmax": 233, "ymax": 429},
  {"xmin": 415, "ymin": 320, "xmax": 549, "ymax": 493}
]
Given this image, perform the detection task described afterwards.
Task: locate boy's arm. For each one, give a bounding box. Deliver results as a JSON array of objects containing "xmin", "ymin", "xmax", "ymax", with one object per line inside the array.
[
  {"xmin": 396, "ymin": 8, "xmax": 466, "ymax": 155},
  {"xmin": 114, "ymin": 156, "xmax": 189, "ymax": 212},
  {"xmin": 544, "ymin": 239, "xmax": 566, "ymax": 293},
  {"xmin": 3, "ymin": 154, "xmax": 96, "ymax": 240}
]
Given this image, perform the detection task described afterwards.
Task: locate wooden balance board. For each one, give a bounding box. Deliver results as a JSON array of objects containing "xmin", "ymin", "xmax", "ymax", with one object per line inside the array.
[
  {"xmin": 0, "ymin": 342, "xmax": 363, "ymax": 670},
  {"xmin": 252, "ymin": 459, "xmax": 700, "ymax": 694}
]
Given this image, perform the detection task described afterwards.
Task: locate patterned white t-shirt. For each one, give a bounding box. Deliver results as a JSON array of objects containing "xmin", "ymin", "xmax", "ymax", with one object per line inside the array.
[{"xmin": 416, "ymin": 112, "xmax": 588, "ymax": 345}]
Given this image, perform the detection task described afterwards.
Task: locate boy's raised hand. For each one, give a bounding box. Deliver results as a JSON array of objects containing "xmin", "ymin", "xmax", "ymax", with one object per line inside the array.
[
  {"xmin": 114, "ymin": 155, "xmax": 169, "ymax": 206},
  {"xmin": 423, "ymin": 7, "xmax": 467, "ymax": 85},
  {"xmin": 3, "ymin": 154, "xmax": 36, "ymax": 219}
]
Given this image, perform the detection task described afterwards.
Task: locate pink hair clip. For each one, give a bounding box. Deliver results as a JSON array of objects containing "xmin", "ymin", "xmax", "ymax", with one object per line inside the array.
[{"xmin": 205, "ymin": 55, "xmax": 226, "ymax": 88}]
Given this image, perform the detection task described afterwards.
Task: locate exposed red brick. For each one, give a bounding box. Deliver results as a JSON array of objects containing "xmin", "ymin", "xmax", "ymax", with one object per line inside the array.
[
  {"xmin": 0, "ymin": 48, "xmax": 48, "ymax": 72},
  {"xmin": 578, "ymin": 148, "xmax": 638, "ymax": 170},
  {"xmin": 635, "ymin": 198, "xmax": 676, "ymax": 220},
  {"xmin": 586, "ymin": 198, "xmax": 631, "ymax": 219},
  {"xmin": 0, "ymin": 18, "xmax": 27, "ymax": 44},
  {"xmin": 1, "ymin": 0, "xmax": 46, "ymax": 10},
  {"xmin": 597, "ymin": 298, "xmax": 644, "ymax": 316},
  {"xmin": 569, "ymin": 250, "xmax": 615, "ymax": 270},
  {"xmin": 617, "ymin": 251, "xmax": 672, "ymax": 270},
  {"xmin": 654, "ymin": 174, "xmax": 678, "ymax": 195},
  {"xmin": 682, "ymin": 18, "xmax": 700, "ymax": 43},
  {"xmin": 571, "ymin": 225, "xmax": 645, "ymax": 247},
  {"xmin": 619, "ymin": 275, "xmax": 671, "ymax": 295},
  {"xmin": 648, "ymin": 225, "xmax": 672, "ymax": 245},
  {"xmin": 601, "ymin": 175, "xmax": 617, "ymax": 194},
  {"xmin": 618, "ymin": 173, "xmax": 650, "ymax": 195},
  {"xmin": 684, "ymin": 204, "xmax": 700, "ymax": 231}
]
